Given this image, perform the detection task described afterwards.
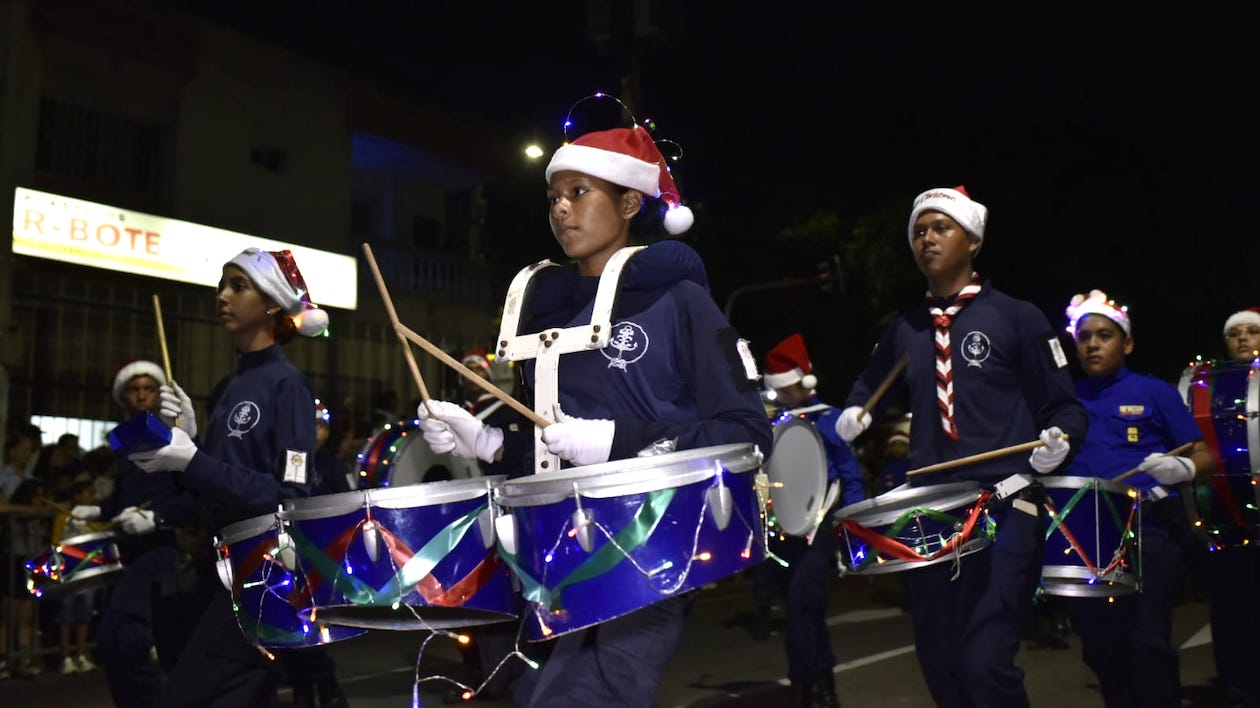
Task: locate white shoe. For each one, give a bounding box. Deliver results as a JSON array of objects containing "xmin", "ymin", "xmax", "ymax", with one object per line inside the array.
[
  {"xmin": 75, "ymin": 654, "xmax": 95, "ymax": 672},
  {"xmin": 60, "ymin": 657, "xmax": 79, "ymax": 675}
]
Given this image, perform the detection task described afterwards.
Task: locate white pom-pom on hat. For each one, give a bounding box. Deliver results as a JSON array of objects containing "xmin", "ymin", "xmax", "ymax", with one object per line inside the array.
[{"xmin": 546, "ymin": 124, "xmax": 693, "ymax": 235}]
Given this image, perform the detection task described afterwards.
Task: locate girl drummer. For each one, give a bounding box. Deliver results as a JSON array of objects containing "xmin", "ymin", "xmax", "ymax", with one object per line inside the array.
[
  {"xmin": 127, "ymin": 247, "xmax": 327, "ymax": 706},
  {"xmin": 417, "ymin": 108, "xmax": 773, "ymax": 707}
]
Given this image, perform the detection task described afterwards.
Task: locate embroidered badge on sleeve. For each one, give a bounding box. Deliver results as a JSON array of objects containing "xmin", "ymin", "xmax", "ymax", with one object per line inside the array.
[
  {"xmin": 1046, "ymin": 337, "xmax": 1068, "ymax": 369},
  {"xmin": 284, "ymin": 450, "xmax": 309, "ymax": 484}
]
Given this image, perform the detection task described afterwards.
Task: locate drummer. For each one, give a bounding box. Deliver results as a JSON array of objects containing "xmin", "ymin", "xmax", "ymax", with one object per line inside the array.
[
  {"xmin": 1060, "ymin": 290, "xmax": 1212, "ymax": 707},
  {"xmin": 760, "ymin": 332, "xmax": 864, "ymax": 708},
  {"xmin": 836, "ymin": 186, "xmax": 1087, "ymax": 708},
  {"xmin": 415, "ymin": 107, "xmax": 772, "ymax": 708},
  {"xmin": 125, "ymin": 248, "xmax": 326, "ymax": 707},
  {"xmin": 71, "ymin": 360, "xmax": 204, "ymax": 707},
  {"xmin": 1193, "ymin": 307, "xmax": 1260, "ymax": 707}
]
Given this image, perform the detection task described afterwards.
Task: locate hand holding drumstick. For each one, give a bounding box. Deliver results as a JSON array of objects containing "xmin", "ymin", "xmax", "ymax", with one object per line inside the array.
[{"xmin": 836, "ymin": 354, "xmax": 909, "ymax": 443}]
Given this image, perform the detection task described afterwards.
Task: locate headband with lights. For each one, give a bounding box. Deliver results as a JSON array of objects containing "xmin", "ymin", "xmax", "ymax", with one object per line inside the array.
[{"xmin": 1065, "ymin": 289, "xmax": 1131, "ymax": 337}]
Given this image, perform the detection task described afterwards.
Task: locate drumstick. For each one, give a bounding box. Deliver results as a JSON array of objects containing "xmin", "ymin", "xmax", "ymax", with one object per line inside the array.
[
  {"xmin": 907, "ymin": 434, "xmax": 1071, "ymax": 478},
  {"xmin": 1113, "ymin": 442, "xmax": 1196, "ymax": 483},
  {"xmin": 858, "ymin": 353, "xmax": 909, "ymax": 419},
  {"xmin": 361, "ymin": 243, "xmax": 433, "ymax": 405},
  {"xmin": 152, "ymin": 293, "xmax": 180, "ymax": 428},
  {"xmin": 396, "ymin": 323, "xmax": 551, "ymax": 429}
]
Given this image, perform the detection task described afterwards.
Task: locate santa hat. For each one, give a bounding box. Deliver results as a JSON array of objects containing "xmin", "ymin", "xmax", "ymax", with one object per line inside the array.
[
  {"xmin": 545, "ymin": 125, "xmax": 694, "ymax": 235},
  {"xmin": 112, "ymin": 360, "xmax": 166, "ymax": 407},
  {"xmin": 226, "ymin": 248, "xmax": 329, "ymax": 337},
  {"xmin": 461, "ymin": 347, "xmax": 490, "ymax": 371},
  {"xmin": 1223, "ymin": 307, "xmax": 1260, "ymax": 336},
  {"xmin": 763, "ymin": 333, "xmax": 817, "ymax": 390},
  {"xmin": 1065, "ymin": 289, "xmax": 1131, "ymax": 337},
  {"xmin": 907, "ymin": 185, "xmax": 988, "ymax": 246},
  {"xmin": 314, "ymin": 398, "xmax": 330, "ymax": 424}
]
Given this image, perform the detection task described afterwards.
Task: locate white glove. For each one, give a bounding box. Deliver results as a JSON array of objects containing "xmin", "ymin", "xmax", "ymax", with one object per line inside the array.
[
  {"xmin": 835, "ymin": 406, "xmax": 872, "ymax": 443},
  {"xmin": 159, "ymin": 381, "xmax": 197, "ymax": 438},
  {"xmin": 113, "ymin": 507, "xmax": 157, "ymax": 535},
  {"xmin": 541, "ymin": 404, "xmax": 615, "ymax": 467},
  {"xmin": 71, "ymin": 505, "xmax": 101, "ymax": 521},
  {"xmin": 129, "ymin": 427, "xmax": 198, "ymax": 473},
  {"xmin": 416, "ymin": 400, "xmax": 503, "ymax": 463},
  {"xmin": 1028, "ymin": 427, "xmax": 1070, "ymax": 474},
  {"xmin": 1138, "ymin": 453, "xmax": 1196, "ymax": 486}
]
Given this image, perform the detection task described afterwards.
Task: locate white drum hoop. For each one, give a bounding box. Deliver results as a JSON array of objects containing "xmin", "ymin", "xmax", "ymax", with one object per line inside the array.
[
  {"xmin": 494, "ymin": 444, "xmax": 763, "ymax": 508},
  {"xmin": 836, "ymin": 481, "xmax": 984, "ymax": 526},
  {"xmin": 765, "ymin": 418, "xmax": 829, "ymax": 537},
  {"xmin": 281, "ymin": 476, "xmax": 505, "ymax": 520}
]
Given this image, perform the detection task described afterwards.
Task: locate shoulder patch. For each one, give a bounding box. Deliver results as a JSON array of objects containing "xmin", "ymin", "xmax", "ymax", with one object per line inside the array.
[
  {"xmin": 719, "ymin": 327, "xmax": 761, "ymax": 392},
  {"xmin": 284, "ymin": 450, "xmax": 309, "ymax": 484},
  {"xmin": 1046, "ymin": 337, "xmax": 1068, "ymax": 369}
]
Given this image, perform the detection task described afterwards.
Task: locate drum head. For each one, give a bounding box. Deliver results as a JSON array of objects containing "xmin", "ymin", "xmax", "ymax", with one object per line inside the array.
[{"xmin": 766, "ymin": 419, "xmax": 828, "ymax": 537}]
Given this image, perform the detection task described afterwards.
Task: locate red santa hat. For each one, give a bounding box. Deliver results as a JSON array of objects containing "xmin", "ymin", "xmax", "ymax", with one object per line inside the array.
[
  {"xmin": 225, "ymin": 248, "xmax": 329, "ymax": 337},
  {"xmin": 763, "ymin": 333, "xmax": 817, "ymax": 390},
  {"xmin": 545, "ymin": 125, "xmax": 694, "ymax": 235},
  {"xmin": 1223, "ymin": 307, "xmax": 1260, "ymax": 337},
  {"xmin": 461, "ymin": 347, "xmax": 491, "ymax": 371},
  {"xmin": 907, "ymin": 185, "xmax": 988, "ymax": 246},
  {"xmin": 112, "ymin": 359, "xmax": 166, "ymax": 407}
]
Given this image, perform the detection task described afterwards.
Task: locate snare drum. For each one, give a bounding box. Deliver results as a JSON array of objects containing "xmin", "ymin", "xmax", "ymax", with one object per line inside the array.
[
  {"xmin": 215, "ymin": 512, "xmax": 367, "ymax": 648},
  {"xmin": 281, "ymin": 477, "xmax": 515, "ymax": 630},
  {"xmin": 356, "ymin": 419, "xmax": 481, "ymax": 488},
  {"xmin": 26, "ymin": 531, "xmax": 124, "ymax": 598},
  {"xmin": 835, "ymin": 482, "xmax": 994, "ymax": 575},
  {"xmin": 1182, "ymin": 359, "xmax": 1260, "ymax": 547},
  {"xmin": 765, "ymin": 417, "xmax": 829, "ymax": 538},
  {"xmin": 494, "ymin": 444, "xmax": 765, "ymax": 641},
  {"xmin": 1040, "ymin": 476, "xmax": 1140, "ymax": 597}
]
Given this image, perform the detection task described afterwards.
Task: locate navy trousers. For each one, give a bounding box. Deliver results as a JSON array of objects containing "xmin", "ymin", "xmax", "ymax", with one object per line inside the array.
[
  {"xmin": 1069, "ymin": 502, "xmax": 1187, "ymax": 708},
  {"xmin": 1201, "ymin": 545, "xmax": 1260, "ymax": 707},
  {"xmin": 904, "ymin": 496, "xmax": 1045, "ymax": 708},
  {"xmin": 784, "ymin": 517, "xmax": 840, "ymax": 682},
  {"xmin": 512, "ymin": 593, "xmax": 691, "ymax": 708},
  {"xmin": 96, "ymin": 543, "xmax": 183, "ymax": 708}
]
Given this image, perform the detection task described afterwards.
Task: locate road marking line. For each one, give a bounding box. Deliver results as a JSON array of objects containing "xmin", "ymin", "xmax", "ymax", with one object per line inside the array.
[{"xmin": 774, "ymin": 644, "xmax": 918, "ymax": 686}]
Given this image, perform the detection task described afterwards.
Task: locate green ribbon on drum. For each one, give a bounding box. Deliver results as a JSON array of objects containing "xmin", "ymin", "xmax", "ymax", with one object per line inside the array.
[{"xmin": 499, "ymin": 487, "xmax": 676, "ymax": 611}]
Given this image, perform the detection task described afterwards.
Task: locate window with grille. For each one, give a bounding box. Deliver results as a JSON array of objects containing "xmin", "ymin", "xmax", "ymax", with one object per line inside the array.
[{"xmin": 35, "ymin": 97, "xmax": 169, "ymax": 200}]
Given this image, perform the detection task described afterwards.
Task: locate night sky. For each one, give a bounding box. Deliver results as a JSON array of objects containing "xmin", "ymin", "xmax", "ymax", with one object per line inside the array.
[{"xmin": 177, "ymin": 1, "xmax": 1253, "ymax": 395}]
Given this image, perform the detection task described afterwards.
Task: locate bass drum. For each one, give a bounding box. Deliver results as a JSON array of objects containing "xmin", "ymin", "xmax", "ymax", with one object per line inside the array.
[
  {"xmin": 764, "ymin": 417, "xmax": 829, "ymax": 537},
  {"xmin": 355, "ymin": 418, "xmax": 481, "ymax": 489}
]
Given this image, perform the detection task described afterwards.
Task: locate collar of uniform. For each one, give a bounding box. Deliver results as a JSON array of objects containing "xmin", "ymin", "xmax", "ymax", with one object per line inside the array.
[
  {"xmin": 236, "ymin": 343, "xmax": 284, "ymax": 370},
  {"xmin": 1078, "ymin": 365, "xmax": 1130, "ymax": 397}
]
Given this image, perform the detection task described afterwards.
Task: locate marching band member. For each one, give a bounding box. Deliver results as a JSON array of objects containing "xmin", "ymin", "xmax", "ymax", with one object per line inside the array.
[
  {"xmin": 1192, "ymin": 308, "xmax": 1260, "ymax": 707},
  {"xmin": 1060, "ymin": 290, "xmax": 1211, "ymax": 708},
  {"xmin": 73, "ymin": 360, "xmax": 203, "ymax": 707},
  {"xmin": 761, "ymin": 332, "xmax": 864, "ymax": 708},
  {"xmin": 836, "ymin": 186, "xmax": 1087, "ymax": 708},
  {"xmin": 126, "ymin": 248, "xmax": 326, "ymax": 707},
  {"xmin": 416, "ymin": 114, "xmax": 772, "ymax": 707}
]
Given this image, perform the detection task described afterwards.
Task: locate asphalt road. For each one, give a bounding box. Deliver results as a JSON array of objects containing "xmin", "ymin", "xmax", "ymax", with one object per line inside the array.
[{"xmin": 2, "ymin": 568, "xmax": 1227, "ymax": 708}]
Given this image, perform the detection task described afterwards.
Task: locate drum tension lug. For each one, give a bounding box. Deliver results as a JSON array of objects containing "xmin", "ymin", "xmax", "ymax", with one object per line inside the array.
[
  {"xmin": 707, "ymin": 484, "xmax": 733, "ymax": 531},
  {"xmin": 572, "ymin": 508, "xmax": 597, "ymax": 553}
]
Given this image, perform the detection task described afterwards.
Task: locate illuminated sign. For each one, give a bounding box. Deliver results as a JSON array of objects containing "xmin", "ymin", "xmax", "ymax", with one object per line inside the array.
[{"xmin": 11, "ymin": 187, "xmax": 358, "ymax": 309}]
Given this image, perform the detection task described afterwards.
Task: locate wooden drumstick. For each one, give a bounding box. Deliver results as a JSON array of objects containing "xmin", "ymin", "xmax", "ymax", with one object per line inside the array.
[
  {"xmin": 152, "ymin": 293, "xmax": 180, "ymax": 428},
  {"xmin": 858, "ymin": 353, "xmax": 909, "ymax": 420},
  {"xmin": 1113, "ymin": 442, "xmax": 1196, "ymax": 483},
  {"xmin": 396, "ymin": 323, "xmax": 551, "ymax": 429},
  {"xmin": 907, "ymin": 434, "xmax": 1071, "ymax": 477},
  {"xmin": 361, "ymin": 243, "xmax": 433, "ymax": 405}
]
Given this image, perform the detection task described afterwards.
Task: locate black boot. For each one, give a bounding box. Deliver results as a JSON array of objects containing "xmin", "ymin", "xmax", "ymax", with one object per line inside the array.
[
  {"xmin": 814, "ymin": 671, "xmax": 841, "ymax": 708},
  {"xmin": 791, "ymin": 678, "xmax": 813, "ymax": 708},
  {"xmin": 316, "ymin": 678, "xmax": 350, "ymax": 708}
]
